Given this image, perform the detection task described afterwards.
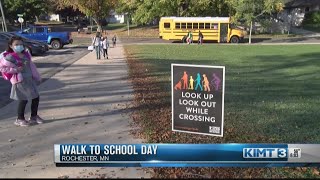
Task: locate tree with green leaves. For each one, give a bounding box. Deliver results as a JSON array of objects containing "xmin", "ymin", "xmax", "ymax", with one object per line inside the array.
[
  {"xmin": 116, "ymin": 0, "xmax": 232, "ymax": 25},
  {"xmin": 53, "ymin": 0, "xmax": 117, "ymax": 32},
  {"xmin": 187, "ymin": 0, "xmax": 230, "ymax": 17},
  {"xmin": 226, "ymin": 0, "xmax": 284, "ymax": 43},
  {"xmin": 3, "ymin": 0, "xmax": 48, "ymax": 23}
]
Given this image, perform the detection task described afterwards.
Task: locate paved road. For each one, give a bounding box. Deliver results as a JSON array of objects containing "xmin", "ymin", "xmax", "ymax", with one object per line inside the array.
[
  {"xmin": 118, "ymin": 36, "xmax": 320, "ymax": 45},
  {"xmin": 0, "ymin": 47, "xmax": 89, "ymax": 108}
]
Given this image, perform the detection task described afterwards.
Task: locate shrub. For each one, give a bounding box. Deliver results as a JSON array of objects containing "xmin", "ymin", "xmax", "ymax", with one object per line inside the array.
[{"xmin": 302, "ymin": 11, "xmax": 320, "ymax": 25}]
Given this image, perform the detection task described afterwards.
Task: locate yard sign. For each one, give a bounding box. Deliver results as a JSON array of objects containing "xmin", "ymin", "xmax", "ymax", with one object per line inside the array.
[{"xmin": 172, "ymin": 64, "xmax": 225, "ymax": 137}]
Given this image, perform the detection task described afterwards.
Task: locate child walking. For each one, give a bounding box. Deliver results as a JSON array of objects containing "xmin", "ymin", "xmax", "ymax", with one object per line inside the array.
[
  {"xmin": 0, "ymin": 36, "xmax": 43, "ymax": 126},
  {"xmin": 112, "ymin": 35, "xmax": 117, "ymax": 48},
  {"xmin": 102, "ymin": 36, "xmax": 109, "ymax": 59}
]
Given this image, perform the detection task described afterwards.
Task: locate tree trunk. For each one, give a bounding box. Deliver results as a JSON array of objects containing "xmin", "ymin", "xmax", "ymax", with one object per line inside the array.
[
  {"xmin": 249, "ymin": 21, "xmax": 253, "ymax": 44},
  {"xmin": 35, "ymin": 16, "xmax": 39, "ymax": 22},
  {"xmin": 92, "ymin": 17, "xmax": 102, "ymax": 33},
  {"xmin": 127, "ymin": 14, "xmax": 130, "ymax": 36}
]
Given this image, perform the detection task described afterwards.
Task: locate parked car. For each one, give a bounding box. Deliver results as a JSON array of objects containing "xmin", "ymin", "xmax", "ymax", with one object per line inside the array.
[
  {"xmin": 16, "ymin": 26, "xmax": 73, "ymax": 49},
  {"xmin": 7, "ymin": 32, "xmax": 49, "ymax": 51},
  {"xmin": 0, "ymin": 39, "xmax": 7, "ymax": 52},
  {"xmin": 0, "ymin": 32, "xmax": 47, "ymax": 55}
]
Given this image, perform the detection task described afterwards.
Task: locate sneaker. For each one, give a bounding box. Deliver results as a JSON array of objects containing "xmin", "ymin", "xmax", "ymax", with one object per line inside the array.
[
  {"xmin": 28, "ymin": 115, "xmax": 44, "ymax": 124},
  {"xmin": 14, "ymin": 119, "xmax": 30, "ymax": 127}
]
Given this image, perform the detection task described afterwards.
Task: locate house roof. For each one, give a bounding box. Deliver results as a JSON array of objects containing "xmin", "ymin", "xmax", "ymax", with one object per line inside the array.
[{"xmin": 285, "ymin": 0, "xmax": 320, "ymax": 8}]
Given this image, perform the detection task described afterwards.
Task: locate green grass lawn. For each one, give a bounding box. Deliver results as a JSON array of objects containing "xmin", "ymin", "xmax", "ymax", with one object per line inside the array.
[
  {"xmin": 303, "ymin": 25, "xmax": 320, "ymax": 32},
  {"xmin": 105, "ymin": 23, "xmax": 128, "ymax": 30},
  {"xmin": 105, "ymin": 23, "xmax": 159, "ymax": 37},
  {"xmin": 126, "ymin": 44, "xmax": 320, "ymax": 144},
  {"xmin": 302, "ymin": 24, "xmax": 320, "ymax": 33}
]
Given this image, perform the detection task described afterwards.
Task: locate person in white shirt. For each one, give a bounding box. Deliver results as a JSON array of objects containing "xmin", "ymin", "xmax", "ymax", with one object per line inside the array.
[
  {"xmin": 92, "ymin": 32, "xmax": 102, "ymax": 59},
  {"xmin": 102, "ymin": 36, "xmax": 109, "ymax": 59}
]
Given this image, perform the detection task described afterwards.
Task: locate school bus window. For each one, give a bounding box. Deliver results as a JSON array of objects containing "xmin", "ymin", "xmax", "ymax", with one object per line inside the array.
[
  {"xmin": 199, "ymin": 23, "xmax": 204, "ymax": 29},
  {"xmin": 175, "ymin": 23, "xmax": 180, "ymax": 29},
  {"xmin": 187, "ymin": 23, "xmax": 192, "ymax": 29},
  {"xmin": 164, "ymin": 23, "xmax": 170, "ymax": 28},
  {"xmin": 205, "ymin": 23, "xmax": 210, "ymax": 29},
  {"xmin": 181, "ymin": 23, "xmax": 186, "ymax": 29},
  {"xmin": 193, "ymin": 23, "xmax": 198, "ymax": 29},
  {"xmin": 211, "ymin": 23, "xmax": 218, "ymax": 30}
]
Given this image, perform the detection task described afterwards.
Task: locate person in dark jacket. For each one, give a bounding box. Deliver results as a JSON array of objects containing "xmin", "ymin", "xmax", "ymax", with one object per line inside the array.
[
  {"xmin": 112, "ymin": 35, "xmax": 117, "ymax": 47},
  {"xmin": 198, "ymin": 31, "xmax": 203, "ymax": 45}
]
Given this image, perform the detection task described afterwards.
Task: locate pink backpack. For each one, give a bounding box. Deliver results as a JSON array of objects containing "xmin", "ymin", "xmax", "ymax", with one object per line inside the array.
[{"xmin": 1, "ymin": 51, "xmax": 31, "ymax": 81}]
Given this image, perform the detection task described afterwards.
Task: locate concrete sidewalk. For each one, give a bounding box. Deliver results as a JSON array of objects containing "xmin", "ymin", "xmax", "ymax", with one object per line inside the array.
[{"xmin": 0, "ymin": 43, "xmax": 152, "ymax": 178}]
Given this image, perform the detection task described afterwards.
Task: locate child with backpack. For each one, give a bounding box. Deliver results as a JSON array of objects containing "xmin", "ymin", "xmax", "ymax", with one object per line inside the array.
[{"xmin": 0, "ymin": 36, "xmax": 43, "ymax": 127}]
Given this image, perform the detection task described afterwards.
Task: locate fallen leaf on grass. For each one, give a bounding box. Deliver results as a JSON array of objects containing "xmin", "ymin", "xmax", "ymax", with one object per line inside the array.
[{"xmin": 312, "ymin": 168, "xmax": 320, "ymax": 175}]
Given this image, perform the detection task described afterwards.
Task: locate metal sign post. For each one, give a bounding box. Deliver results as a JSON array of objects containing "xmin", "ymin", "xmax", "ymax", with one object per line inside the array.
[
  {"xmin": 17, "ymin": 14, "xmax": 24, "ymax": 31},
  {"xmin": 18, "ymin": 17, "xmax": 24, "ymax": 31}
]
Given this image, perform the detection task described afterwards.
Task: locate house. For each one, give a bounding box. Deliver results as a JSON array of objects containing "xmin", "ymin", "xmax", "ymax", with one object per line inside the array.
[
  {"xmin": 256, "ymin": 0, "xmax": 320, "ymax": 34},
  {"xmin": 107, "ymin": 10, "xmax": 125, "ymax": 24},
  {"xmin": 49, "ymin": 14, "xmax": 60, "ymax": 22},
  {"xmin": 280, "ymin": 0, "xmax": 320, "ymax": 26},
  {"xmin": 285, "ymin": 0, "xmax": 320, "ymax": 13}
]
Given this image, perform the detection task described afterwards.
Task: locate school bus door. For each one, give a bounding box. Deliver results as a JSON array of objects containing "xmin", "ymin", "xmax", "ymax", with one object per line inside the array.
[{"xmin": 219, "ymin": 23, "xmax": 228, "ymax": 43}]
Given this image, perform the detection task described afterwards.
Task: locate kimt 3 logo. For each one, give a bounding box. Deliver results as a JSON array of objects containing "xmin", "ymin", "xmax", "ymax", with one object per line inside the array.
[{"xmin": 243, "ymin": 148, "xmax": 287, "ymax": 158}]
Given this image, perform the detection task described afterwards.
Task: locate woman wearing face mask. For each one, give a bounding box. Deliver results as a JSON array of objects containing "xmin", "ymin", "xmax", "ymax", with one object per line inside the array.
[{"xmin": 0, "ymin": 36, "xmax": 43, "ymax": 126}]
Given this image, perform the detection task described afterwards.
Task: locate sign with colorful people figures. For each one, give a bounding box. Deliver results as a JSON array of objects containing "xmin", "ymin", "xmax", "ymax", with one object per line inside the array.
[{"xmin": 171, "ymin": 64, "xmax": 225, "ymax": 137}]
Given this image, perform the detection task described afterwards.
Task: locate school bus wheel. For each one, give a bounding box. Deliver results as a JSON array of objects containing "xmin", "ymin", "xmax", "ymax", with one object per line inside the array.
[{"xmin": 230, "ymin": 36, "xmax": 240, "ymax": 43}]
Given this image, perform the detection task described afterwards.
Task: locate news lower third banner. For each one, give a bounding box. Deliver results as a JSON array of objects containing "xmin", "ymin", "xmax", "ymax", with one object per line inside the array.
[{"xmin": 54, "ymin": 144, "xmax": 320, "ymax": 167}]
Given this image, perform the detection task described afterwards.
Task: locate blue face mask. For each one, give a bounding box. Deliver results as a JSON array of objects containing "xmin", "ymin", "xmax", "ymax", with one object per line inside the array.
[{"xmin": 13, "ymin": 45, "xmax": 24, "ymax": 53}]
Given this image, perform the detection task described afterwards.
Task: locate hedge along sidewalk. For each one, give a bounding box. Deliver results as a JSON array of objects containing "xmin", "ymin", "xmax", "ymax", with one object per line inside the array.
[{"xmin": 0, "ymin": 42, "xmax": 152, "ymax": 178}]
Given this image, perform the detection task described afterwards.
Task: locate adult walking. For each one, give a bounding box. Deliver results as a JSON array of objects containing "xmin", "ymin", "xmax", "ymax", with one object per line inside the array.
[
  {"xmin": 181, "ymin": 71, "xmax": 188, "ymax": 90},
  {"xmin": 0, "ymin": 36, "xmax": 43, "ymax": 126},
  {"xmin": 92, "ymin": 32, "xmax": 102, "ymax": 59}
]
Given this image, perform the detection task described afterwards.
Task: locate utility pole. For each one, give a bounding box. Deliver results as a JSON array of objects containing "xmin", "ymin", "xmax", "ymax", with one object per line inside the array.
[{"xmin": 0, "ymin": 0, "xmax": 7, "ymax": 32}]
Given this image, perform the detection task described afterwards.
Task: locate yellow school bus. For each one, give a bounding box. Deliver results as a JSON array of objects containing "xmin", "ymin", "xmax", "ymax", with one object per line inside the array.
[{"xmin": 159, "ymin": 17, "xmax": 245, "ymax": 43}]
